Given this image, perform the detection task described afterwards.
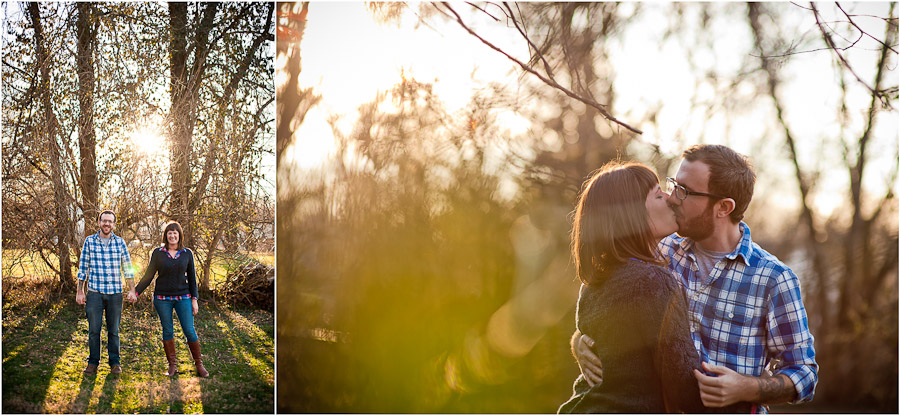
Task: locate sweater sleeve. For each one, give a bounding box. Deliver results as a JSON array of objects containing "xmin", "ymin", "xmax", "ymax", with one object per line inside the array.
[
  {"xmin": 638, "ymin": 269, "xmax": 707, "ymax": 414},
  {"xmin": 134, "ymin": 249, "xmax": 159, "ymax": 296},
  {"xmin": 186, "ymin": 249, "xmax": 198, "ymax": 299}
]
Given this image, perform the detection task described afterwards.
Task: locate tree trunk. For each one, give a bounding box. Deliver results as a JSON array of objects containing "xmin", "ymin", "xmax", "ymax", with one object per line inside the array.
[
  {"xmin": 76, "ymin": 2, "xmax": 99, "ymax": 237},
  {"xmin": 31, "ymin": 2, "xmax": 74, "ymax": 289},
  {"xmin": 201, "ymin": 228, "xmax": 224, "ymax": 291},
  {"xmin": 168, "ymin": 2, "xmax": 193, "ymax": 246},
  {"xmin": 276, "ymin": 2, "xmax": 310, "ymax": 165},
  {"xmin": 168, "ymin": 2, "xmax": 220, "ymax": 249}
]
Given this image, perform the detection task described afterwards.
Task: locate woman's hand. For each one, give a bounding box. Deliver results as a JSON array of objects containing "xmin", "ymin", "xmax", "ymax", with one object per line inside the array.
[
  {"xmin": 192, "ymin": 298, "xmax": 199, "ymax": 315},
  {"xmin": 573, "ymin": 333, "xmax": 604, "ymax": 386}
]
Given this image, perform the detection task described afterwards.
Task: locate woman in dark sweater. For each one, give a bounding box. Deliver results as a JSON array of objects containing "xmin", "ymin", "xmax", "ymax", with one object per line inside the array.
[
  {"xmin": 558, "ymin": 161, "xmax": 705, "ymax": 413},
  {"xmin": 129, "ymin": 221, "xmax": 209, "ymax": 377}
]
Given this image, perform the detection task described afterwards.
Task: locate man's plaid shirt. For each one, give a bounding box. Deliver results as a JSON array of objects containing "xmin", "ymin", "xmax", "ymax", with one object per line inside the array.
[
  {"xmin": 659, "ymin": 222, "xmax": 817, "ymax": 411},
  {"xmin": 77, "ymin": 231, "xmax": 135, "ymax": 294}
]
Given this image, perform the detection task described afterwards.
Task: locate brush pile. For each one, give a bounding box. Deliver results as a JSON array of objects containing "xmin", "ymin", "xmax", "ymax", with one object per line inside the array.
[{"xmin": 217, "ymin": 261, "xmax": 274, "ymax": 310}]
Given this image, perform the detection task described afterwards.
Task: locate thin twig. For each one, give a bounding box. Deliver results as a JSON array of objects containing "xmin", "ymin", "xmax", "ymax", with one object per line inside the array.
[
  {"xmin": 437, "ymin": 2, "xmax": 642, "ymax": 135},
  {"xmin": 811, "ymin": 2, "xmax": 880, "ymax": 98},
  {"xmin": 502, "ymin": 2, "xmax": 554, "ymax": 78},
  {"xmin": 836, "ymin": 2, "xmax": 899, "ymax": 54},
  {"xmin": 465, "ymin": 1, "xmax": 502, "ymax": 22}
]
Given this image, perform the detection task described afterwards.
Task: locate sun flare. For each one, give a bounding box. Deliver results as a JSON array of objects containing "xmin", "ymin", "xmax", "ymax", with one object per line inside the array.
[{"xmin": 129, "ymin": 126, "xmax": 167, "ymax": 156}]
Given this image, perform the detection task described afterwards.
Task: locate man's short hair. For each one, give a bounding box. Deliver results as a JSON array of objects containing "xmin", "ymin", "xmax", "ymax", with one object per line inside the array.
[
  {"xmin": 98, "ymin": 210, "xmax": 117, "ymax": 222},
  {"xmin": 683, "ymin": 144, "xmax": 756, "ymax": 223}
]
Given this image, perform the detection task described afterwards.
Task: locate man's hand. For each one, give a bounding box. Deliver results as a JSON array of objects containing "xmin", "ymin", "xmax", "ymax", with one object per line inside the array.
[
  {"xmin": 693, "ymin": 362, "xmax": 752, "ymax": 407},
  {"xmin": 76, "ymin": 290, "xmax": 86, "ymax": 305},
  {"xmin": 694, "ymin": 362, "xmax": 797, "ymax": 407},
  {"xmin": 192, "ymin": 299, "xmax": 199, "ymax": 316},
  {"xmin": 571, "ymin": 332, "xmax": 603, "ymax": 386},
  {"xmin": 126, "ymin": 290, "xmax": 137, "ymax": 303}
]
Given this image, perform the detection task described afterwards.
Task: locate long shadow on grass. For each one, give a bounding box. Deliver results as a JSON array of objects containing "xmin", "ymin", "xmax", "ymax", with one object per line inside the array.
[
  {"xmin": 218, "ymin": 307, "xmax": 274, "ymax": 369},
  {"xmin": 166, "ymin": 377, "xmax": 186, "ymax": 413},
  {"xmin": 107, "ymin": 299, "xmax": 183, "ymax": 414},
  {"xmin": 69, "ymin": 373, "xmax": 98, "ymax": 413},
  {"xmin": 195, "ymin": 304, "xmax": 274, "ymax": 414},
  {"xmin": 95, "ymin": 372, "xmax": 121, "ymax": 410},
  {"xmin": 2, "ymin": 298, "xmax": 81, "ymax": 413}
]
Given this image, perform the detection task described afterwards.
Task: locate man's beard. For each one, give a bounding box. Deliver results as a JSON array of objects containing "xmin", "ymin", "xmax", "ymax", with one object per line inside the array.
[{"xmin": 676, "ymin": 201, "xmax": 715, "ymax": 241}]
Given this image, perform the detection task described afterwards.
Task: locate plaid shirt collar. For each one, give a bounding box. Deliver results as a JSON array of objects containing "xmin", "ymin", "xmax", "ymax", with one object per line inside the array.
[
  {"xmin": 675, "ymin": 221, "xmax": 754, "ymax": 267},
  {"xmin": 92, "ymin": 230, "xmax": 119, "ymax": 241},
  {"xmin": 159, "ymin": 246, "xmax": 187, "ymax": 259}
]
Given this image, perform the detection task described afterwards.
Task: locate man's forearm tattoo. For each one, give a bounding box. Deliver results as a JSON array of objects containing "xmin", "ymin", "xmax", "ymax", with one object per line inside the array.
[{"xmin": 756, "ymin": 375, "xmax": 793, "ymax": 403}]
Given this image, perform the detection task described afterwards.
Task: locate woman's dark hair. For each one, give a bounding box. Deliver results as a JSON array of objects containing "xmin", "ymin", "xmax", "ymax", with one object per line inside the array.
[
  {"xmin": 571, "ymin": 161, "xmax": 664, "ymax": 286},
  {"xmin": 162, "ymin": 221, "xmax": 184, "ymax": 250}
]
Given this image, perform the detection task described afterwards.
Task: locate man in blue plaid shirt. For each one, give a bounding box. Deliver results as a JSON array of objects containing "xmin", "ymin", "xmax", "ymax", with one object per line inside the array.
[
  {"xmin": 76, "ymin": 210, "xmax": 135, "ymax": 376},
  {"xmin": 572, "ymin": 145, "xmax": 817, "ymax": 413}
]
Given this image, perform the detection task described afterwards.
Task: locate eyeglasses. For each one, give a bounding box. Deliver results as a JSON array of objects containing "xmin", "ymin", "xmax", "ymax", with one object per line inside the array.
[{"xmin": 666, "ymin": 177, "xmax": 730, "ymax": 201}]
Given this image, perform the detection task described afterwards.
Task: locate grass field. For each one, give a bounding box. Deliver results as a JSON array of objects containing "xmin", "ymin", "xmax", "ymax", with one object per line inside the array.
[
  {"xmin": 2, "ymin": 253, "xmax": 274, "ymax": 414},
  {"xmin": 2, "ymin": 248, "xmax": 273, "ymax": 292}
]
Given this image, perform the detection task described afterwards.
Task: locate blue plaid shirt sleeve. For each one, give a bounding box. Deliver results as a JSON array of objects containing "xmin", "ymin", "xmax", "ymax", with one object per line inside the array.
[
  {"xmin": 119, "ymin": 238, "xmax": 135, "ymax": 280},
  {"xmin": 766, "ymin": 268, "xmax": 818, "ymax": 403},
  {"xmin": 77, "ymin": 239, "xmax": 91, "ymax": 281}
]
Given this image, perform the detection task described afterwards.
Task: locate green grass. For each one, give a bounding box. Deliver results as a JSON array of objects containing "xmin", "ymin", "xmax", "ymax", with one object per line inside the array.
[
  {"xmin": 2, "ymin": 280, "xmax": 274, "ymax": 414},
  {"xmin": 2, "ymin": 248, "xmax": 273, "ymax": 293}
]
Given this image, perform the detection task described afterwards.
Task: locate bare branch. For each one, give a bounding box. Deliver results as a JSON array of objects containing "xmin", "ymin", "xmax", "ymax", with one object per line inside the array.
[
  {"xmin": 436, "ymin": 2, "xmax": 642, "ymax": 135},
  {"xmin": 501, "ymin": 2, "xmax": 554, "ymax": 78},
  {"xmin": 464, "ymin": 1, "xmax": 502, "ymax": 22},
  {"xmin": 811, "ymin": 3, "xmax": 885, "ymax": 101},
  {"xmin": 836, "ymin": 2, "xmax": 899, "ymax": 54},
  {"xmin": 790, "ymin": 2, "xmax": 815, "ymax": 12}
]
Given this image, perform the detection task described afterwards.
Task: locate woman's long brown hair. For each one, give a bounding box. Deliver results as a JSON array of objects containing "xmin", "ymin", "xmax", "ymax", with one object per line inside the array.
[{"xmin": 571, "ymin": 161, "xmax": 664, "ymax": 286}]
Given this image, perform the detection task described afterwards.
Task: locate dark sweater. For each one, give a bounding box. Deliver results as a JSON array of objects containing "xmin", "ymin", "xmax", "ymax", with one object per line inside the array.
[
  {"xmin": 559, "ymin": 260, "xmax": 707, "ymax": 414},
  {"xmin": 135, "ymin": 247, "xmax": 198, "ymax": 299}
]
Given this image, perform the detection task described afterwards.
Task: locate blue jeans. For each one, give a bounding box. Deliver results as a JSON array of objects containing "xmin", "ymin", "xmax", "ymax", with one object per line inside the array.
[
  {"xmin": 85, "ymin": 291, "xmax": 123, "ymax": 366},
  {"xmin": 154, "ymin": 298, "xmax": 198, "ymax": 343}
]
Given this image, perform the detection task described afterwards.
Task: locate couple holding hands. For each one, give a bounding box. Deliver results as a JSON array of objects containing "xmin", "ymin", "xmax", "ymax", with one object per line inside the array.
[{"xmin": 75, "ymin": 211, "xmax": 209, "ymax": 378}]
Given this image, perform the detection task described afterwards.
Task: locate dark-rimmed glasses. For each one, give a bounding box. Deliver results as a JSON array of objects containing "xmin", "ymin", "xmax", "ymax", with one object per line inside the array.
[{"xmin": 666, "ymin": 177, "xmax": 730, "ymax": 201}]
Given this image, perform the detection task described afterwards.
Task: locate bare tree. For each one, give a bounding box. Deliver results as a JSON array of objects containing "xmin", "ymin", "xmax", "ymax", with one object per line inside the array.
[
  {"xmin": 167, "ymin": 2, "xmax": 274, "ymax": 251},
  {"xmin": 749, "ymin": 2, "xmax": 898, "ymax": 408},
  {"xmin": 76, "ymin": 2, "xmax": 99, "ymax": 233},
  {"xmin": 4, "ymin": 2, "xmax": 275, "ymax": 296},
  {"xmin": 434, "ymin": 2, "xmax": 643, "ymax": 135},
  {"xmin": 276, "ymin": 2, "xmax": 321, "ymax": 166},
  {"xmin": 30, "ymin": 2, "xmax": 75, "ymax": 289}
]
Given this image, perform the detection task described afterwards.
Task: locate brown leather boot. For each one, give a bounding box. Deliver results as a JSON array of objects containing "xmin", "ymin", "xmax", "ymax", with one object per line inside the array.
[
  {"xmin": 187, "ymin": 340, "xmax": 209, "ymax": 377},
  {"xmin": 162, "ymin": 339, "xmax": 178, "ymax": 377}
]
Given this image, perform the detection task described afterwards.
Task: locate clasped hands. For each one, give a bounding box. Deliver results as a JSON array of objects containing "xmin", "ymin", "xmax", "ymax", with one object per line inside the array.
[{"xmin": 123, "ymin": 289, "xmax": 199, "ymax": 315}]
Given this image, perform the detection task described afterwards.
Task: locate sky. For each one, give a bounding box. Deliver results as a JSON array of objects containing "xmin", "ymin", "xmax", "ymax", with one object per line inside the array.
[
  {"xmin": 2, "ymin": 1, "xmax": 278, "ymax": 199},
  {"xmin": 285, "ymin": 2, "xmax": 898, "ymax": 228},
  {"xmin": 285, "ymin": 2, "xmax": 528, "ymax": 170}
]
